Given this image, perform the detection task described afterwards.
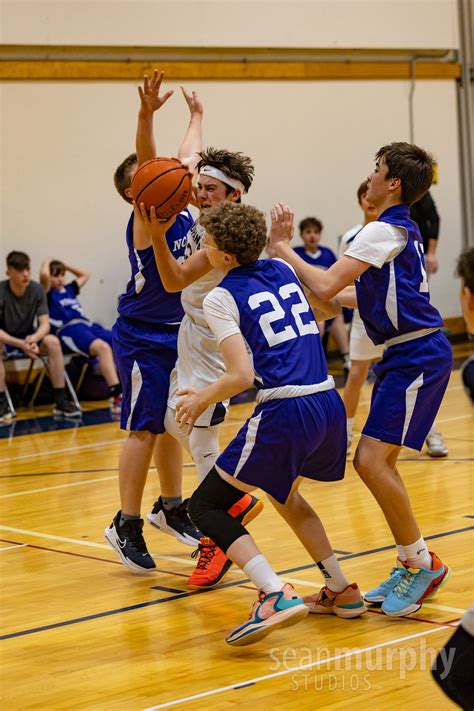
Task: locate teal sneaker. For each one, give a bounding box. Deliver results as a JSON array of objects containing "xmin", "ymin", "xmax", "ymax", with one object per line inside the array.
[
  {"xmin": 382, "ymin": 552, "xmax": 450, "ymax": 617},
  {"xmin": 226, "ymin": 583, "xmax": 309, "ymax": 646},
  {"xmin": 364, "ymin": 560, "xmax": 407, "ymax": 605}
]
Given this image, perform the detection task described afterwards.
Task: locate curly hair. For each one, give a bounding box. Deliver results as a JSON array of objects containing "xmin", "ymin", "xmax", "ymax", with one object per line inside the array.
[
  {"xmin": 200, "ymin": 202, "xmax": 267, "ymax": 266},
  {"xmin": 197, "ymin": 147, "xmax": 254, "ymax": 194},
  {"xmin": 375, "ymin": 142, "xmax": 434, "ymax": 205},
  {"xmin": 114, "ymin": 153, "xmax": 137, "ymax": 204}
]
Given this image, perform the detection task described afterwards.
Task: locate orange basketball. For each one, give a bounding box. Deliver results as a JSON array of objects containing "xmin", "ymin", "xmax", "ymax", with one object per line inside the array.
[{"xmin": 131, "ymin": 157, "xmax": 192, "ymax": 220}]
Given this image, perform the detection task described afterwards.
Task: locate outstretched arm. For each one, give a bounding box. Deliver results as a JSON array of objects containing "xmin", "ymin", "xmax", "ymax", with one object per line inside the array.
[
  {"xmin": 39, "ymin": 259, "xmax": 53, "ymax": 292},
  {"xmin": 135, "ymin": 203, "xmax": 213, "ymax": 291},
  {"xmin": 178, "ymin": 86, "xmax": 203, "ymax": 174},
  {"xmin": 136, "ymin": 69, "xmax": 174, "ymax": 166}
]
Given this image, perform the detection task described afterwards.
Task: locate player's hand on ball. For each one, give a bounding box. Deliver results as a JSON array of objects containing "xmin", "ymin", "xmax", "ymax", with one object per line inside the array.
[
  {"xmin": 134, "ymin": 202, "xmax": 177, "ymax": 236},
  {"xmin": 176, "ymin": 387, "xmax": 206, "ymax": 433},
  {"xmin": 138, "ymin": 69, "xmax": 174, "ymax": 115},
  {"xmin": 269, "ymin": 202, "xmax": 294, "ymax": 247}
]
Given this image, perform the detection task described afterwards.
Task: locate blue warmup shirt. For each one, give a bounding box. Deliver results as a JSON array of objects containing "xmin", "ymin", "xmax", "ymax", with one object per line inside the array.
[
  {"xmin": 217, "ymin": 259, "xmax": 328, "ymax": 389},
  {"xmin": 48, "ymin": 281, "xmax": 87, "ymax": 331},
  {"xmin": 355, "ymin": 204, "xmax": 443, "ymax": 345},
  {"xmin": 293, "ymin": 245, "xmax": 336, "ymax": 270},
  {"xmin": 117, "ymin": 209, "xmax": 193, "ymax": 325}
]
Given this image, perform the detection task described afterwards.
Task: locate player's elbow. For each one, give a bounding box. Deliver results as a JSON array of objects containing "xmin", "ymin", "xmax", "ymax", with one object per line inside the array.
[{"xmin": 235, "ymin": 370, "xmax": 254, "ymax": 392}]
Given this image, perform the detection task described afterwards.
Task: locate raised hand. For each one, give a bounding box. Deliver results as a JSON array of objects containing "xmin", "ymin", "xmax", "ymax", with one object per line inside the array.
[
  {"xmin": 180, "ymin": 86, "xmax": 203, "ymax": 117},
  {"xmin": 138, "ymin": 69, "xmax": 174, "ymax": 116},
  {"xmin": 269, "ymin": 202, "xmax": 295, "ymax": 247}
]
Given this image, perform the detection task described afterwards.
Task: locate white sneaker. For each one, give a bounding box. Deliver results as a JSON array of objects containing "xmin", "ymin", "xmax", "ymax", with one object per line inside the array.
[{"xmin": 426, "ymin": 430, "xmax": 448, "ymax": 458}]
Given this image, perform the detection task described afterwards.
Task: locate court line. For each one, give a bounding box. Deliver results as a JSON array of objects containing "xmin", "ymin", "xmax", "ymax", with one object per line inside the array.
[
  {"xmin": 0, "ymin": 476, "xmax": 118, "ymax": 498},
  {"xmin": 1, "ymin": 524, "xmax": 469, "ymax": 641},
  {"xmin": 143, "ymin": 626, "xmax": 449, "ymax": 710},
  {"xmin": 0, "ymin": 525, "xmax": 196, "ymax": 566},
  {"xmin": 0, "ymin": 543, "xmax": 27, "ymax": 552},
  {"xmin": 0, "ymin": 438, "xmax": 124, "ymax": 463}
]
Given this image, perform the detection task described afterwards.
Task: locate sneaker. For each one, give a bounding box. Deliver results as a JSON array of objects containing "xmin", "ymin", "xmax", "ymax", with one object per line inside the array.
[
  {"xmin": 382, "ymin": 552, "xmax": 450, "ymax": 617},
  {"xmin": 109, "ymin": 394, "xmax": 122, "ymax": 416},
  {"xmin": 105, "ymin": 511, "xmax": 156, "ymax": 572},
  {"xmin": 226, "ymin": 584, "xmax": 309, "ymax": 646},
  {"xmin": 53, "ymin": 399, "xmax": 82, "ymax": 418},
  {"xmin": 364, "ymin": 560, "xmax": 407, "ymax": 605},
  {"xmin": 304, "ymin": 583, "xmax": 367, "ymax": 618},
  {"xmin": 426, "ymin": 430, "xmax": 448, "ymax": 458},
  {"xmin": 0, "ymin": 399, "xmax": 13, "ymax": 424},
  {"xmin": 187, "ymin": 537, "xmax": 232, "ymax": 588},
  {"xmin": 147, "ymin": 497, "xmax": 201, "ymax": 546},
  {"xmin": 228, "ymin": 493, "xmax": 264, "ymax": 526}
]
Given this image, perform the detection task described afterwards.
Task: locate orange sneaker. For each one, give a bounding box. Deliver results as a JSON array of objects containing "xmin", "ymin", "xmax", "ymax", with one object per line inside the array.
[
  {"xmin": 303, "ymin": 583, "xmax": 367, "ymax": 618},
  {"xmin": 228, "ymin": 494, "xmax": 264, "ymax": 526},
  {"xmin": 187, "ymin": 537, "xmax": 233, "ymax": 588}
]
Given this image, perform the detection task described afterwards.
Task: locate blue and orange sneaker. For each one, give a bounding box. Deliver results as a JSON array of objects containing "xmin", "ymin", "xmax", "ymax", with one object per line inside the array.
[
  {"xmin": 304, "ymin": 583, "xmax": 367, "ymax": 618},
  {"xmin": 382, "ymin": 552, "xmax": 451, "ymax": 617},
  {"xmin": 364, "ymin": 561, "xmax": 407, "ymax": 605},
  {"xmin": 226, "ymin": 584, "xmax": 309, "ymax": 646}
]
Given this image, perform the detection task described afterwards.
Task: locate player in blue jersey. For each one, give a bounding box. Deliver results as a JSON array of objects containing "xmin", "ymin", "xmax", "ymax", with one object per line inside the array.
[
  {"xmin": 40, "ymin": 258, "xmax": 122, "ymax": 413},
  {"xmin": 167, "ymin": 201, "xmax": 366, "ymax": 646},
  {"xmin": 271, "ymin": 142, "xmax": 452, "ymax": 618},
  {"xmin": 294, "ymin": 217, "xmax": 350, "ymax": 376},
  {"xmin": 105, "ymin": 71, "xmax": 205, "ymax": 571}
]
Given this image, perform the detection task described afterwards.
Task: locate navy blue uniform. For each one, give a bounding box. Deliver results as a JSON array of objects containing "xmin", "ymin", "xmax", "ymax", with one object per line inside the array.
[
  {"xmin": 346, "ymin": 204, "xmax": 452, "ymax": 449},
  {"xmin": 112, "ymin": 209, "xmax": 193, "ymax": 434},
  {"xmin": 203, "ymin": 259, "xmax": 346, "ymax": 504}
]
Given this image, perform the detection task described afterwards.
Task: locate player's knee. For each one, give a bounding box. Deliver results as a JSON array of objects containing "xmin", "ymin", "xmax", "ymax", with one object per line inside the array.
[
  {"xmin": 43, "ymin": 334, "xmax": 61, "ymax": 353},
  {"xmin": 353, "ymin": 444, "xmax": 375, "ymax": 481},
  {"xmin": 89, "ymin": 338, "xmax": 110, "ymax": 357}
]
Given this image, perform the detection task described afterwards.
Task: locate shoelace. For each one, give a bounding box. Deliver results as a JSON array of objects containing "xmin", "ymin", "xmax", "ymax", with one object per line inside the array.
[
  {"xmin": 191, "ymin": 542, "xmax": 216, "ymax": 569},
  {"xmin": 121, "ymin": 520, "xmax": 148, "ymax": 553},
  {"xmin": 392, "ymin": 570, "xmax": 416, "ymax": 599}
]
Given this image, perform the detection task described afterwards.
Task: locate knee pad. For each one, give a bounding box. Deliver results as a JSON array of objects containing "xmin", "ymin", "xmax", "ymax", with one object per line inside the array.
[{"xmin": 188, "ymin": 467, "xmax": 248, "ymax": 552}]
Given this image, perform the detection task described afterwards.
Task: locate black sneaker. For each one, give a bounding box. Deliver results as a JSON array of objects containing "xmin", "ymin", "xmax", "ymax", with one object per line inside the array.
[
  {"xmin": 105, "ymin": 511, "xmax": 156, "ymax": 572},
  {"xmin": 0, "ymin": 399, "xmax": 13, "ymax": 424},
  {"xmin": 53, "ymin": 398, "xmax": 82, "ymax": 418},
  {"xmin": 147, "ymin": 497, "xmax": 202, "ymax": 546}
]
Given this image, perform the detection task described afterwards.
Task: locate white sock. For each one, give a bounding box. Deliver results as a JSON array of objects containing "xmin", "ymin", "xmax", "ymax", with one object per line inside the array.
[
  {"xmin": 347, "ymin": 418, "xmax": 354, "ymax": 438},
  {"xmin": 396, "ymin": 544, "xmax": 407, "ymax": 562},
  {"xmin": 243, "ymin": 554, "xmax": 285, "ymax": 594},
  {"xmin": 317, "ymin": 554, "xmax": 350, "ymax": 593},
  {"xmin": 403, "ymin": 538, "xmax": 432, "ymax": 569}
]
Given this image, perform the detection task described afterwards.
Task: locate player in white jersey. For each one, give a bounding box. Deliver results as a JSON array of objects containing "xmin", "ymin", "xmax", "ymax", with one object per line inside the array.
[{"xmin": 137, "ymin": 148, "xmax": 264, "ymax": 588}]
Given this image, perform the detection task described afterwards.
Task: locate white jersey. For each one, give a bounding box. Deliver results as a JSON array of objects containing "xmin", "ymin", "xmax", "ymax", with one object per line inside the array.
[
  {"xmin": 167, "ymin": 220, "xmax": 228, "ymax": 425},
  {"xmin": 339, "ymin": 223, "xmax": 363, "ymax": 258},
  {"xmin": 180, "ymin": 222, "xmax": 225, "ymax": 327}
]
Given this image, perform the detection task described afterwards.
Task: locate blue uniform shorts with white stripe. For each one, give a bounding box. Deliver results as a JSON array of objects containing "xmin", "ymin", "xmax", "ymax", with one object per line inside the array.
[
  {"xmin": 362, "ymin": 330, "xmax": 452, "ymax": 450},
  {"xmin": 216, "ymin": 388, "xmax": 346, "ymax": 504},
  {"xmin": 60, "ymin": 322, "xmax": 113, "ymax": 357},
  {"xmin": 112, "ymin": 317, "xmax": 179, "ymax": 435}
]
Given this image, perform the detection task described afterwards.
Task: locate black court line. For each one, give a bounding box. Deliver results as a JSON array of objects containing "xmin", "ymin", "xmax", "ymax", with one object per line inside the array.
[
  {"xmin": 2, "ymin": 524, "xmax": 471, "ymax": 642},
  {"xmin": 464, "ymin": 515, "xmax": 474, "ymax": 519}
]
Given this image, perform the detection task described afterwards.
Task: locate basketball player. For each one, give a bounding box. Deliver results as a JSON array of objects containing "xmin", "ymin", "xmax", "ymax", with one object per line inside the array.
[
  {"xmin": 136, "ymin": 146, "xmax": 264, "ymax": 589},
  {"xmin": 339, "ymin": 181, "xmax": 382, "ymax": 450},
  {"xmin": 166, "ymin": 201, "xmax": 365, "ymax": 646},
  {"xmin": 105, "ymin": 71, "xmax": 204, "ymax": 571},
  {"xmin": 271, "ymin": 143, "xmax": 452, "ymax": 617}
]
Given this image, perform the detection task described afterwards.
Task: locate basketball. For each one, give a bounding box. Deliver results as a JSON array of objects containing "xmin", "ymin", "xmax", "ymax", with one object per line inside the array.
[{"xmin": 131, "ymin": 157, "xmax": 192, "ymax": 220}]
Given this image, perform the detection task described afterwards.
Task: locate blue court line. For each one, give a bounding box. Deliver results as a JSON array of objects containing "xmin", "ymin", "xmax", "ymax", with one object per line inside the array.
[{"xmin": 2, "ymin": 524, "xmax": 471, "ymax": 642}]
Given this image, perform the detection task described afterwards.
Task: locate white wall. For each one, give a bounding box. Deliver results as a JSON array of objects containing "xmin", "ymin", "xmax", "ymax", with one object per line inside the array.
[
  {"xmin": 1, "ymin": 78, "xmax": 463, "ymax": 323},
  {"xmin": 2, "ymin": 0, "xmax": 458, "ymax": 50}
]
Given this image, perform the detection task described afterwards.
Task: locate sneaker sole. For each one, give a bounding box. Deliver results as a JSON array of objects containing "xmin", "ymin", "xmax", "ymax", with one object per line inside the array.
[
  {"xmin": 427, "ymin": 450, "xmax": 448, "ymax": 458},
  {"xmin": 382, "ymin": 567, "xmax": 451, "ymax": 617},
  {"xmin": 371, "ymin": 566, "xmax": 452, "ymax": 608},
  {"xmin": 104, "ymin": 526, "xmax": 156, "ymax": 573},
  {"xmin": 147, "ymin": 511, "xmax": 200, "ymax": 547},
  {"xmin": 187, "ymin": 558, "xmax": 233, "ymax": 589},
  {"xmin": 305, "ymin": 601, "xmax": 367, "ymax": 618},
  {"xmin": 226, "ymin": 605, "xmax": 309, "ymax": 646}
]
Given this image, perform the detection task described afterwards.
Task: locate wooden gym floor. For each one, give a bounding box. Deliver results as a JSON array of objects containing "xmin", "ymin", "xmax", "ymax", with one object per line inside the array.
[{"xmin": 1, "ymin": 343, "xmax": 473, "ymax": 710}]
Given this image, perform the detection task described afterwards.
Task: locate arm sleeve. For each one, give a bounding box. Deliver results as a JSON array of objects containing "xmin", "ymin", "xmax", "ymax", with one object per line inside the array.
[
  {"xmin": 203, "ymin": 287, "xmax": 242, "ymax": 345},
  {"xmin": 345, "ymin": 222, "xmax": 407, "ymax": 269}
]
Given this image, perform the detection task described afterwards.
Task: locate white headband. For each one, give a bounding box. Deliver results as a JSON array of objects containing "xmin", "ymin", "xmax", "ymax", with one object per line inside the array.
[{"xmin": 199, "ymin": 165, "xmax": 244, "ymax": 193}]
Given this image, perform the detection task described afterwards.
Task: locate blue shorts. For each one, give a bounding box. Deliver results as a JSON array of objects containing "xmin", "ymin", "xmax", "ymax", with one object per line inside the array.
[
  {"xmin": 217, "ymin": 388, "xmax": 346, "ymax": 504},
  {"xmin": 363, "ymin": 330, "xmax": 452, "ymax": 450},
  {"xmin": 59, "ymin": 322, "xmax": 113, "ymax": 357},
  {"xmin": 112, "ymin": 317, "xmax": 179, "ymax": 435}
]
